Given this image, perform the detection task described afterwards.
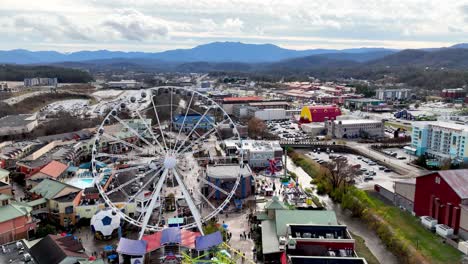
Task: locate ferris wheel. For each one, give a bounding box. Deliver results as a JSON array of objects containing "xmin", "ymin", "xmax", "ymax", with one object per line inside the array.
[{"xmin": 91, "ymin": 86, "xmax": 243, "ymax": 239}]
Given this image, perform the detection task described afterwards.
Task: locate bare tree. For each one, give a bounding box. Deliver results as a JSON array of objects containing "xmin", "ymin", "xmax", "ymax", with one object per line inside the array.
[
  {"xmin": 247, "ymin": 117, "xmax": 267, "ymax": 139},
  {"xmin": 322, "ymin": 158, "xmax": 360, "ymax": 190}
]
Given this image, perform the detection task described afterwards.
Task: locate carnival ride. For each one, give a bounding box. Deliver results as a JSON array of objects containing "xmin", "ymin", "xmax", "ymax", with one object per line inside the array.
[{"xmin": 91, "ymin": 86, "xmax": 244, "ymax": 241}]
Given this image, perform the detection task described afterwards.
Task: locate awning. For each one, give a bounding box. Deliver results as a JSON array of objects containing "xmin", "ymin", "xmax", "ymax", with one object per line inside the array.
[
  {"xmin": 195, "ymin": 231, "xmax": 223, "ymax": 251},
  {"xmin": 116, "ymin": 238, "xmax": 147, "ymax": 256},
  {"xmin": 161, "ymin": 227, "xmax": 181, "ymax": 245}
]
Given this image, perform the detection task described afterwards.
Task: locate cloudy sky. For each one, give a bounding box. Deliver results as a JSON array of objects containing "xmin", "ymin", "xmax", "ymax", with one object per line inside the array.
[{"xmin": 1, "ymin": 0, "xmax": 468, "ymax": 52}]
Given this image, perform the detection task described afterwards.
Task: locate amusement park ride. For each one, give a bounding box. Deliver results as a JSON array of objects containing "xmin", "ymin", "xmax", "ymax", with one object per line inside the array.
[{"xmin": 90, "ymin": 87, "xmax": 252, "ymax": 263}]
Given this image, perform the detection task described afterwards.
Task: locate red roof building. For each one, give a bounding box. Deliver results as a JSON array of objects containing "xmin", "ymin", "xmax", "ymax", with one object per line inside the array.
[
  {"xmin": 299, "ymin": 105, "xmax": 342, "ymax": 123},
  {"xmin": 222, "ymin": 96, "xmax": 263, "ymax": 103},
  {"xmin": 414, "ymin": 170, "xmax": 468, "ymax": 238}
]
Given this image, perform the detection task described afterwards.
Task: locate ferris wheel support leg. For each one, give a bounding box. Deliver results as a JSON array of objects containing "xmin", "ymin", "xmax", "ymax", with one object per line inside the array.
[
  {"xmin": 172, "ymin": 168, "xmax": 205, "ymax": 235},
  {"xmin": 139, "ymin": 168, "xmax": 169, "ymax": 240}
]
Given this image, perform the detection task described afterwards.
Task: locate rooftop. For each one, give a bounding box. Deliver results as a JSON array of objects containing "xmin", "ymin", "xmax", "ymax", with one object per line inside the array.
[
  {"xmin": 0, "ymin": 114, "xmax": 36, "ymax": 127},
  {"xmin": 223, "ymin": 96, "xmax": 263, "ymax": 102},
  {"xmin": 0, "ymin": 201, "xmax": 32, "ymax": 222},
  {"xmin": 414, "ymin": 121, "xmax": 468, "ymax": 132},
  {"xmin": 206, "ymin": 164, "xmax": 251, "ymax": 179},
  {"xmin": 30, "ymin": 235, "xmax": 88, "ymax": 264},
  {"xmin": 37, "ymin": 160, "xmax": 69, "ymax": 179},
  {"xmin": 335, "ymin": 119, "xmax": 382, "ymax": 125},
  {"xmin": 30, "ymin": 178, "xmax": 80, "ymax": 200},
  {"xmin": 275, "ymin": 210, "xmax": 338, "ymax": 236}
]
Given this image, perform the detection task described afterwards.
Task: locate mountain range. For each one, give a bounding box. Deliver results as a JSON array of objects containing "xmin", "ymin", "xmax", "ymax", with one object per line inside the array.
[
  {"xmin": 0, "ymin": 42, "xmax": 399, "ymax": 64},
  {"xmin": 2, "ymin": 42, "xmax": 468, "ymax": 76}
]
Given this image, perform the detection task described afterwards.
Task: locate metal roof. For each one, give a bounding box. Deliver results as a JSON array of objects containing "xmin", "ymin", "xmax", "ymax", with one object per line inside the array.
[
  {"xmin": 261, "ymin": 220, "xmax": 281, "ymax": 254},
  {"xmin": 274, "ymin": 210, "xmax": 338, "ymax": 236}
]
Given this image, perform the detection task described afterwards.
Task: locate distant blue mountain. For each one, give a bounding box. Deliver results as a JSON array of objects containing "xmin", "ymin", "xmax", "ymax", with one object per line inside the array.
[{"xmin": 0, "ymin": 42, "xmax": 399, "ymax": 64}]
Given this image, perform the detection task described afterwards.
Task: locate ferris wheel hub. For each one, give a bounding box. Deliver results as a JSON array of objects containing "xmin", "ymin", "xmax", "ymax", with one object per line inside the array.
[{"xmin": 163, "ymin": 155, "xmax": 177, "ymax": 169}]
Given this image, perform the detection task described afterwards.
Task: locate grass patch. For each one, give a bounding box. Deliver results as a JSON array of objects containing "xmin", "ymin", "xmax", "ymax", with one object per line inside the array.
[
  {"xmin": 350, "ymin": 231, "xmax": 380, "ymax": 264},
  {"xmin": 366, "ymin": 194, "xmax": 461, "ymax": 263}
]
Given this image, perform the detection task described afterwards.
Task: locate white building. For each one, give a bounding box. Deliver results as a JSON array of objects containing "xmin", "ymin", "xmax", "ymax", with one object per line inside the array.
[
  {"xmin": 0, "ymin": 114, "xmax": 39, "ymax": 136},
  {"xmin": 24, "ymin": 77, "xmax": 58, "ymax": 87},
  {"xmin": 107, "ymin": 80, "xmax": 141, "ymax": 89},
  {"xmin": 412, "ymin": 121, "xmax": 468, "ymax": 164},
  {"xmin": 247, "ymin": 107, "xmax": 287, "ymax": 121},
  {"xmin": 223, "ymin": 140, "xmax": 283, "ymax": 168},
  {"xmin": 375, "ymin": 88, "xmax": 411, "ymax": 101},
  {"xmin": 325, "ymin": 119, "xmax": 385, "ymax": 139}
]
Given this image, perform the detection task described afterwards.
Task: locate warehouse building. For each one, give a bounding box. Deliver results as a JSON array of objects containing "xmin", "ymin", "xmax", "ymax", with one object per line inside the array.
[
  {"xmin": 325, "ymin": 119, "xmax": 385, "ymax": 139},
  {"xmin": 413, "ymin": 170, "xmax": 468, "ymax": 240},
  {"xmin": 298, "ymin": 105, "xmax": 341, "ymax": 123},
  {"xmin": 0, "ymin": 114, "xmax": 38, "ymax": 137}
]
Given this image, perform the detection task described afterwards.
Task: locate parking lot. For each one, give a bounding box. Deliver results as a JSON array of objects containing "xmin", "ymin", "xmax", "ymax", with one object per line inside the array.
[
  {"xmin": 305, "ymin": 150, "xmax": 402, "ymax": 191},
  {"xmin": 267, "ymin": 120, "xmax": 310, "ymax": 140}
]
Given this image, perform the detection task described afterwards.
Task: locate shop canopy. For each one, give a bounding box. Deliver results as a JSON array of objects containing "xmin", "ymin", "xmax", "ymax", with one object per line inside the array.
[
  {"xmin": 143, "ymin": 228, "xmax": 201, "ymax": 252},
  {"xmin": 195, "ymin": 231, "xmax": 223, "ymax": 251},
  {"xmin": 116, "ymin": 238, "xmax": 147, "ymax": 256}
]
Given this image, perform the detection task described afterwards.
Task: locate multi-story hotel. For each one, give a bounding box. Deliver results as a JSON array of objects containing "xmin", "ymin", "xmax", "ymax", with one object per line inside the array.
[{"xmin": 412, "ymin": 122, "xmax": 468, "ymax": 164}]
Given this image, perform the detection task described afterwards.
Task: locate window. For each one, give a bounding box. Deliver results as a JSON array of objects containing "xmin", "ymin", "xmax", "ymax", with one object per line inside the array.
[{"xmin": 435, "ymin": 177, "xmax": 441, "ymax": 184}]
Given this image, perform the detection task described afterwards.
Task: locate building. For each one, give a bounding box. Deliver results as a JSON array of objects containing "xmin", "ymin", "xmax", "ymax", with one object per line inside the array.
[
  {"xmin": 172, "ymin": 114, "xmax": 214, "ymax": 132},
  {"xmin": 0, "ymin": 195, "xmax": 37, "ymax": 244},
  {"xmin": 223, "ymin": 140, "xmax": 283, "ymax": 168},
  {"xmin": 29, "ymin": 179, "xmax": 81, "ymax": 227},
  {"xmin": 375, "ymin": 88, "xmax": 411, "ymax": 101},
  {"xmin": 0, "ymin": 114, "xmax": 38, "ymax": 136},
  {"xmin": 247, "ymin": 108, "xmax": 288, "ymax": 121},
  {"xmin": 0, "ymin": 141, "xmax": 43, "ymax": 169},
  {"xmin": 299, "ymin": 106, "xmax": 342, "ymax": 123},
  {"xmin": 30, "ymin": 234, "xmax": 88, "ymax": 264},
  {"xmin": 344, "ymin": 98, "xmax": 384, "ymax": 110},
  {"xmin": 413, "ymin": 170, "xmax": 468, "ymax": 240},
  {"xmin": 440, "ymin": 88, "xmax": 466, "ymax": 101},
  {"xmin": 256, "ymin": 197, "xmax": 367, "ymax": 264},
  {"xmin": 107, "ymin": 80, "xmax": 141, "ymax": 89},
  {"xmin": 222, "ymin": 96, "xmax": 264, "ymax": 114},
  {"xmin": 204, "ymin": 164, "xmax": 254, "ymax": 200},
  {"xmin": 393, "ymin": 179, "xmax": 416, "ymax": 213},
  {"xmin": 0, "ymin": 168, "xmax": 12, "ymax": 195},
  {"xmin": 411, "ymin": 121, "xmax": 468, "ymax": 164},
  {"xmin": 27, "ymin": 160, "xmax": 69, "ymax": 187},
  {"xmin": 325, "ymin": 119, "xmax": 385, "ymax": 139},
  {"xmin": 24, "ymin": 77, "xmax": 58, "ymax": 87}
]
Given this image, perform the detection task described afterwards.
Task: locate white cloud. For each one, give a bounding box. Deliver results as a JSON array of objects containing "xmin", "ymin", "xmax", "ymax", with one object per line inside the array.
[
  {"xmin": 1, "ymin": 0, "xmax": 468, "ymax": 51},
  {"xmin": 102, "ymin": 9, "xmax": 170, "ymax": 41},
  {"xmin": 222, "ymin": 18, "xmax": 244, "ymax": 32}
]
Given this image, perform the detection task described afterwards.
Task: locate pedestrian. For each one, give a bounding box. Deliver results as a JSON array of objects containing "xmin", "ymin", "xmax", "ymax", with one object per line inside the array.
[
  {"xmin": 240, "ymin": 233, "xmax": 242, "ymax": 240},
  {"xmin": 243, "ymin": 231, "xmax": 246, "ymax": 238}
]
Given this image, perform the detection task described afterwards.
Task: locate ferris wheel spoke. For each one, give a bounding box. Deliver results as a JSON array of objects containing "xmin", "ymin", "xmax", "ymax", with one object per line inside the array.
[
  {"xmin": 169, "ymin": 87, "xmax": 174, "ymax": 151},
  {"xmin": 176, "ymin": 119, "xmax": 229, "ymax": 157},
  {"xmin": 139, "ymin": 168, "xmax": 169, "ymax": 239},
  {"xmin": 172, "ymin": 168, "xmax": 204, "ymax": 235},
  {"xmin": 196, "ymin": 189, "xmax": 216, "ymax": 211},
  {"xmin": 150, "ymin": 92, "xmax": 169, "ymax": 152},
  {"xmin": 127, "ymin": 165, "xmax": 165, "ymax": 204},
  {"xmin": 198, "ymin": 176, "xmax": 230, "ymax": 196},
  {"xmin": 174, "ymin": 106, "xmax": 213, "ymax": 153},
  {"xmin": 101, "ymin": 133, "xmax": 147, "ymax": 153},
  {"xmin": 111, "ymin": 115, "xmax": 155, "ymax": 148},
  {"xmin": 172, "ymin": 90, "xmax": 195, "ymax": 154},
  {"xmin": 134, "ymin": 108, "xmax": 165, "ymax": 154},
  {"xmin": 105, "ymin": 167, "xmax": 159, "ymax": 196}
]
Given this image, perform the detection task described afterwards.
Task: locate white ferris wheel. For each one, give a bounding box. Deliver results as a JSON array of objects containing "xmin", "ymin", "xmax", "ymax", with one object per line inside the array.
[{"xmin": 91, "ymin": 86, "xmax": 243, "ymax": 239}]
